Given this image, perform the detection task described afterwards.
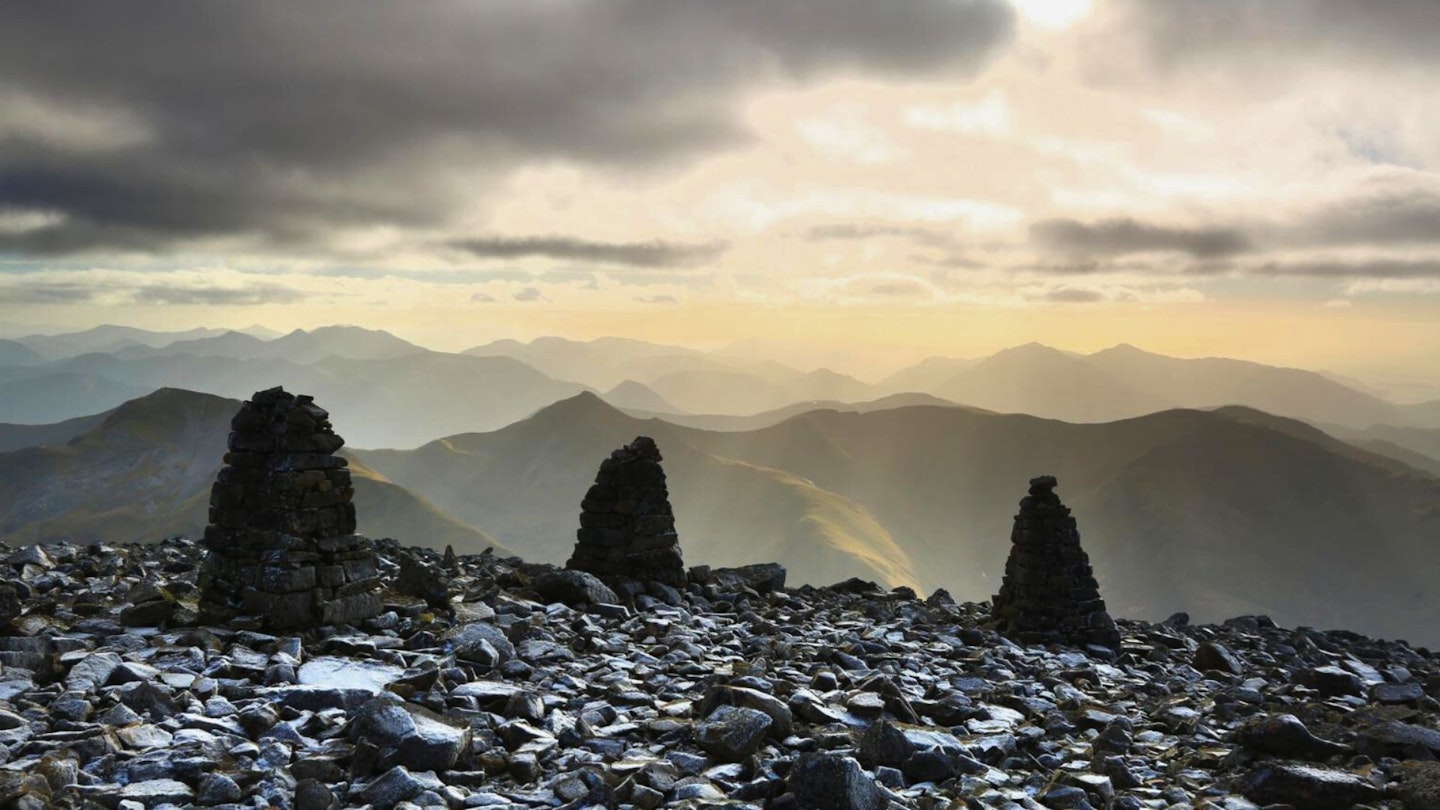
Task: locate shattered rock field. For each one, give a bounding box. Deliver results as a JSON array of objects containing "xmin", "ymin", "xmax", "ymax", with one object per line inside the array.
[{"xmin": 3, "ymin": 537, "xmax": 1440, "ymax": 809}]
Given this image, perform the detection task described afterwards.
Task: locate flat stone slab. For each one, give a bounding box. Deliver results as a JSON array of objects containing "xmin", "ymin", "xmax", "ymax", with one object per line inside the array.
[{"xmin": 297, "ymin": 656, "xmax": 404, "ymax": 693}]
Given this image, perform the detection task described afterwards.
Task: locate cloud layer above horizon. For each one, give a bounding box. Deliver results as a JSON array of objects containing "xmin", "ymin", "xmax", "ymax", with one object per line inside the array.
[{"xmin": 2, "ymin": 0, "xmax": 1439, "ymax": 370}]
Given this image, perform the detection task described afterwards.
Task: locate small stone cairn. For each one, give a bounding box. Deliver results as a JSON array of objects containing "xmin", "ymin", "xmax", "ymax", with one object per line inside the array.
[
  {"xmin": 991, "ymin": 475, "xmax": 1121, "ymax": 647},
  {"xmin": 198, "ymin": 387, "xmax": 381, "ymax": 630},
  {"xmin": 566, "ymin": 436, "xmax": 685, "ymax": 587}
]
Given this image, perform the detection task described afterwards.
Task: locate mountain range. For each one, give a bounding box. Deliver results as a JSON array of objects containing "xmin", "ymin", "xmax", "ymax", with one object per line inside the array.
[
  {"xmin": 3, "ymin": 325, "xmax": 1439, "ymax": 459},
  {"xmin": 358, "ymin": 392, "xmax": 1440, "ymax": 645},
  {"xmin": 0, "ymin": 327, "xmax": 587, "ymax": 448},
  {"xmin": 4, "ymin": 384, "xmax": 1440, "ymax": 644}
]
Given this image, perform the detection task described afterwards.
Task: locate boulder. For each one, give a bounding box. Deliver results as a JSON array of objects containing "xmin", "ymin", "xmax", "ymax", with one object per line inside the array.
[{"xmin": 695, "ymin": 704, "xmax": 773, "ymax": 761}]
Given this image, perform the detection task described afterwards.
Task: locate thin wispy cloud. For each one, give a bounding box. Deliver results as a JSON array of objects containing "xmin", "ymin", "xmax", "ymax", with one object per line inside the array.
[{"xmin": 452, "ymin": 237, "xmax": 729, "ymax": 269}]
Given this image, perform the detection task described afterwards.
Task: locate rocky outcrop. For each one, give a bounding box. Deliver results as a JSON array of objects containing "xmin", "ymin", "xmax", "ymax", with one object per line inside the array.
[
  {"xmin": 565, "ymin": 436, "xmax": 685, "ymax": 587},
  {"xmin": 197, "ymin": 387, "xmax": 381, "ymax": 630},
  {"xmin": 990, "ymin": 475, "xmax": 1120, "ymax": 647}
]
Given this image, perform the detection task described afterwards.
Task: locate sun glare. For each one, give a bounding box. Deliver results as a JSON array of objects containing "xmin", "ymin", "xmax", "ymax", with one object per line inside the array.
[{"xmin": 1010, "ymin": 0, "xmax": 1093, "ymax": 31}]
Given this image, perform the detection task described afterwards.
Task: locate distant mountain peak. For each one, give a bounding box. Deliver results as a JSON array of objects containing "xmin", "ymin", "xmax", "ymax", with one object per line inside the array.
[
  {"xmin": 604, "ymin": 380, "xmax": 684, "ymax": 414},
  {"xmin": 532, "ymin": 390, "xmax": 627, "ymax": 420},
  {"xmin": 996, "ymin": 341, "xmax": 1064, "ymax": 356},
  {"xmin": 1092, "ymin": 342, "xmax": 1161, "ymax": 358}
]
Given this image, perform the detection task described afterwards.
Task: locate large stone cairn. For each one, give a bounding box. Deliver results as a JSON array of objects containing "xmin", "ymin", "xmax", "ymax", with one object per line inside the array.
[
  {"xmin": 566, "ymin": 436, "xmax": 686, "ymax": 587},
  {"xmin": 198, "ymin": 387, "xmax": 382, "ymax": 630},
  {"xmin": 991, "ymin": 475, "xmax": 1121, "ymax": 647}
]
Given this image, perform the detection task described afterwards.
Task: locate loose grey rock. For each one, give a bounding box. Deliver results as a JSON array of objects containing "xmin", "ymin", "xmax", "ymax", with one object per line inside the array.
[
  {"xmin": 785, "ymin": 752, "xmax": 887, "ymax": 810},
  {"xmin": 1241, "ymin": 762, "xmax": 1381, "ymax": 810},
  {"xmin": 695, "ymin": 704, "xmax": 773, "ymax": 761},
  {"xmin": 534, "ymin": 569, "xmax": 620, "ymax": 607},
  {"xmin": 1193, "ymin": 641, "xmax": 1244, "ymax": 675},
  {"xmin": 444, "ymin": 622, "xmax": 515, "ymax": 666},
  {"xmin": 359, "ymin": 766, "xmax": 441, "ymax": 807},
  {"xmin": 1235, "ymin": 713, "xmax": 1350, "ymax": 760}
]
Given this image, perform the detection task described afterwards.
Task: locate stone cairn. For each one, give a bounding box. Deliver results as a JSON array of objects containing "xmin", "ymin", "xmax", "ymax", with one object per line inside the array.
[
  {"xmin": 566, "ymin": 436, "xmax": 685, "ymax": 587},
  {"xmin": 991, "ymin": 475, "xmax": 1121, "ymax": 647},
  {"xmin": 198, "ymin": 387, "xmax": 382, "ymax": 630}
]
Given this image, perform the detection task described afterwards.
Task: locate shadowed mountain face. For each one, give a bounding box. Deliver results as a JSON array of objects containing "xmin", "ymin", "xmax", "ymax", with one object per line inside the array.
[
  {"xmin": 356, "ymin": 393, "xmax": 1440, "ymax": 645},
  {"xmin": 0, "ymin": 388, "xmax": 500, "ymax": 553},
  {"xmin": 0, "ymin": 410, "xmax": 110, "ymax": 453}
]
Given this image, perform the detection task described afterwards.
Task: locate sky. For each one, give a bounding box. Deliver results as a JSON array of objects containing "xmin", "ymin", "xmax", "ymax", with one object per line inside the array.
[{"xmin": 1, "ymin": 1, "xmax": 1439, "ymax": 387}]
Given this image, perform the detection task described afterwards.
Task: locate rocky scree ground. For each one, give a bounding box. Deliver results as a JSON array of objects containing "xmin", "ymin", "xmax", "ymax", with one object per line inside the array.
[{"xmin": 0, "ymin": 539, "xmax": 1438, "ymax": 809}]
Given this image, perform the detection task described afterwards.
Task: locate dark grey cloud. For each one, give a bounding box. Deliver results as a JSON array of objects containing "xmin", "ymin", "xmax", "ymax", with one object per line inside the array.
[
  {"xmin": 0, "ymin": 281, "xmax": 98, "ymax": 304},
  {"xmin": 1109, "ymin": 0, "xmax": 1440, "ymax": 72},
  {"xmin": 512, "ymin": 287, "xmax": 544, "ymax": 302},
  {"xmin": 1298, "ymin": 188, "xmax": 1440, "ymax": 247},
  {"xmin": 453, "ymin": 236, "xmax": 728, "ymax": 268},
  {"xmin": 0, "ymin": 1, "xmax": 1014, "ymax": 256},
  {"xmin": 1031, "ymin": 218, "xmax": 1253, "ymax": 258},
  {"xmin": 132, "ymin": 284, "xmax": 306, "ymax": 306},
  {"xmin": 0, "ymin": 278, "xmax": 306, "ymax": 305},
  {"xmin": 1251, "ymin": 259, "xmax": 1440, "ymax": 278}
]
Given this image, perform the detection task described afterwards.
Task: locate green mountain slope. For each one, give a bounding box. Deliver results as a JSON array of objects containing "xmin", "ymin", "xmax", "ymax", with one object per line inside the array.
[
  {"xmin": 357, "ymin": 393, "xmax": 919, "ymax": 589},
  {"xmin": 361, "ymin": 392, "xmax": 1440, "ymax": 643},
  {"xmin": 0, "ymin": 389, "xmax": 499, "ymax": 552}
]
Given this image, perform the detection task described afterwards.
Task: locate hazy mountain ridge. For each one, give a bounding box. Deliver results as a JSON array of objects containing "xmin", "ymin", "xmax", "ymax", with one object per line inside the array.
[
  {"xmin": 0, "ymin": 328, "xmax": 588, "ymax": 447},
  {"xmin": 6, "ymin": 327, "xmax": 1436, "ymax": 451},
  {"xmin": 3, "ymin": 385, "xmax": 1439, "ymax": 643},
  {"xmin": 359, "ymin": 393, "xmax": 1440, "ymax": 644}
]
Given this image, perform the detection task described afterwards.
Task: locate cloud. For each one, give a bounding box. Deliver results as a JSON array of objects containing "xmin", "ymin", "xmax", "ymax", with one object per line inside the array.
[
  {"xmin": 1042, "ymin": 286, "xmax": 1105, "ymax": 303},
  {"xmin": 512, "ymin": 286, "xmax": 544, "ymax": 302},
  {"xmin": 833, "ymin": 274, "xmax": 938, "ymax": 300},
  {"xmin": 803, "ymin": 222, "xmax": 963, "ymax": 250},
  {"xmin": 470, "ymin": 292, "xmax": 498, "ymax": 303},
  {"xmin": 1251, "ymin": 259, "xmax": 1440, "ymax": 278},
  {"xmin": 0, "ymin": 1, "xmax": 1014, "ymax": 255},
  {"xmin": 1109, "ymin": 0, "xmax": 1440, "ymax": 72},
  {"xmin": 1031, "ymin": 217, "xmax": 1252, "ymax": 258},
  {"xmin": 132, "ymin": 284, "xmax": 306, "ymax": 306},
  {"xmin": 452, "ymin": 236, "xmax": 728, "ymax": 268},
  {"xmin": 0, "ymin": 277, "xmax": 307, "ymax": 305},
  {"xmin": 1297, "ymin": 187, "xmax": 1440, "ymax": 247},
  {"xmin": 0, "ymin": 281, "xmax": 98, "ymax": 304},
  {"xmin": 636, "ymin": 294, "xmax": 679, "ymax": 304}
]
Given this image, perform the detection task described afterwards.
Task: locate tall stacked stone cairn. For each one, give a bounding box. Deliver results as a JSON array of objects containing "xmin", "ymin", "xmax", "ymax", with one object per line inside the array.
[
  {"xmin": 990, "ymin": 475, "xmax": 1121, "ymax": 647},
  {"xmin": 198, "ymin": 387, "xmax": 382, "ymax": 630},
  {"xmin": 565, "ymin": 436, "xmax": 686, "ymax": 587}
]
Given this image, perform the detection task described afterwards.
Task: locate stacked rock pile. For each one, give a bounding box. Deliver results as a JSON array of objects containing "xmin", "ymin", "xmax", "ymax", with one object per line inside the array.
[
  {"xmin": 565, "ymin": 435, "xmax": 685, "ymax": 587},
  {"xmin": 197, "ymin": 386, "xmax": 381, "ymax": 630},
  {"xmin": 990, "ymin": 475, "xmax": 1121, "ymax": 648}
]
